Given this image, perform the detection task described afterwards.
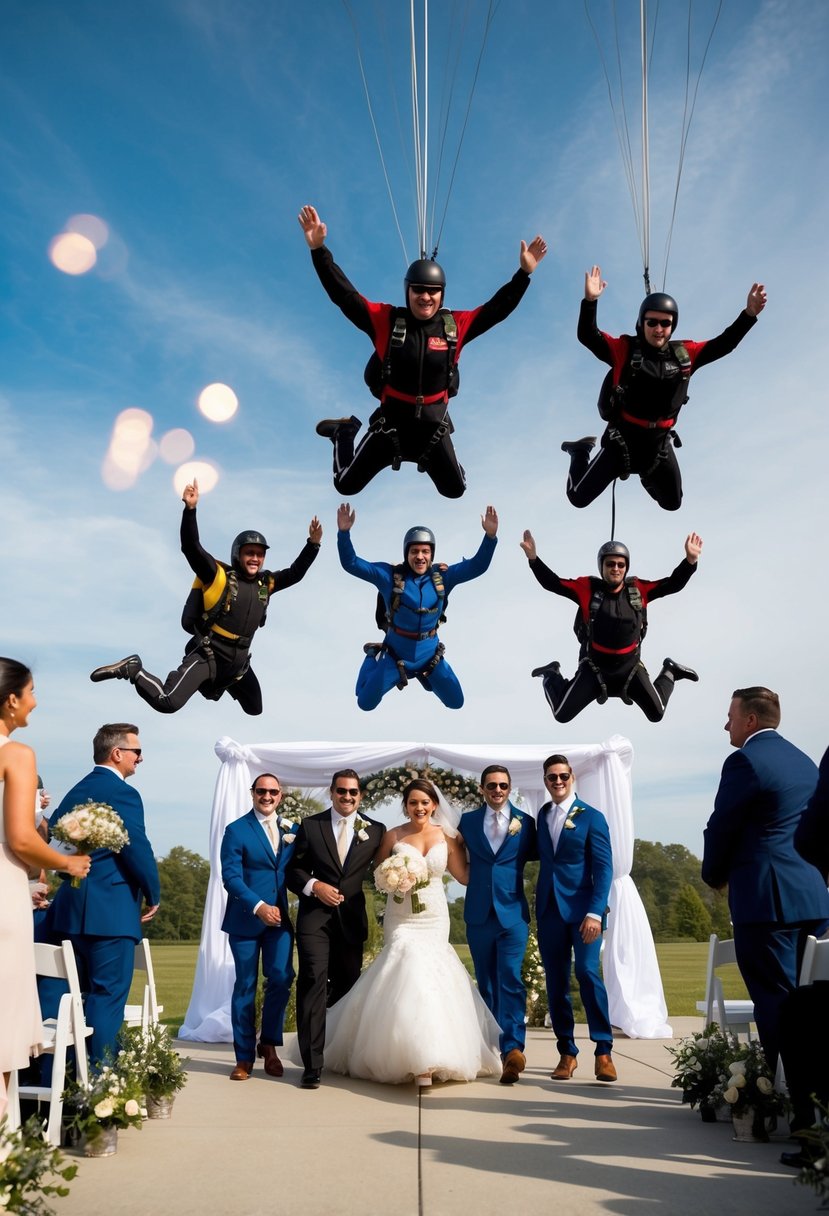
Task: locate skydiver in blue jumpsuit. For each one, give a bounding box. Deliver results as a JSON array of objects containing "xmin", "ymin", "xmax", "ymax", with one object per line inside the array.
[{"xmin": 336, "ymin": 502, "xmax": 498, "ymax": 710}]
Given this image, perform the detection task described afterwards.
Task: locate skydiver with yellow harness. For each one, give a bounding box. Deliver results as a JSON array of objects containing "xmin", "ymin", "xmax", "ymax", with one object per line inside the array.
[
  {"xmin": 299, "ymin": 204, "xmax": 547, "ymax": 498},
  {"xmin": 337, "ymin": 501, "xmax": 498, "ymax": 710},
  {"xmin": 89, "ymin": 480, "xmax": 321, "ymax": 715}
]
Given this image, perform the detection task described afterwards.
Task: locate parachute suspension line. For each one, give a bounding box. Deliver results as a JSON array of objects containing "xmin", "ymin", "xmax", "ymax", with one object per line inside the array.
[
  {"xmin": 427, "ymin": 0, "xmax": 470, "ymax": 260},
  {"xmin": 342, "ymin": 0, "xmax": 410, "ymax": 264},
  {"xmin": 409, "ymin": 0, "xmax": 429, "ymax": 258},
  {"xmin": 430, "ymin": 0, "xmax": 500, "ymax": 260},
  {"xmin": 640, "ymin": 0, "xmax": 651, "ymax": 293},
  {"xmin": 610, "ymin": 479, "xmax": 618, "ymax": 543},
  {"xmin": 660, "ymin": 0, "xmax": 724, "ymax": 288}
]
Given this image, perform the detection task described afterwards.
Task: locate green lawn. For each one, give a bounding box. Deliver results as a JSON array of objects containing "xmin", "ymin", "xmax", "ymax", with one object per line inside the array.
[{"xmin": 140, "ymin": 939, "xmax": 750, "ymax": 1033}]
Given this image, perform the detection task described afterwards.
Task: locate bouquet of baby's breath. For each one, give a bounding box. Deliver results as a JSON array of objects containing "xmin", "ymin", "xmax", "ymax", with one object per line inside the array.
[
  {"xmin": 120, "ymin": 1024, "xmax": 189, "ymax": 1100},
  {"xmin": 374, "ymin": 852, "xmax": 430, "ymax": 913},
  {"xmin": 0, "ymin": 1115, "xmax": 77, "ymax": 1214},
  {"xmin": 667, "ymin": 1024, "xmax": 736, "ymax": 1111},
  {"xmin": 50, "ymin": 801, "xmax": 129, "ymax": 885}
]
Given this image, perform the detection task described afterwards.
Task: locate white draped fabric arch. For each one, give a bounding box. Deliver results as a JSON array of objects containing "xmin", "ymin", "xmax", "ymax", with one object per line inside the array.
[{"xmin": 179, "ymin": 734, "xmax": 671, "ymax": 1043}]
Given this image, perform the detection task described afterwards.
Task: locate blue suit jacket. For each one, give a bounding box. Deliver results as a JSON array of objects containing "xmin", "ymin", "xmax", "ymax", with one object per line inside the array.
[
  {"xmin": 535, "ymin": 798, "xmax": 613, "ymax": 925},
  {"xmin": 220, "ymin": 809, "xmax": 296, "ymax": 937},
  {"xmin": 795, "ymin": 745, "xmax": 829, "ymax": 883},
  {"xmin": 702, "ymin": 730, "xmax": 829, "ymax": 924},
  {"xmin": 461, "ymin": 804, "xmax": 537, "ymax": 928},
  {"xmin": 51, "ymin": 767, "xmax": 160, "ymax": 943}
]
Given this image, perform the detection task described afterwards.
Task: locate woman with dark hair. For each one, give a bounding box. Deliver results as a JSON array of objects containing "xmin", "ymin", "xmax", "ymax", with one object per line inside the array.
[
  {"xmin": 321, "ymin": 778, "xmax": 500, "ymax": 1086},
  {"xmin": 0, "ymin": 658, "xmax": 89, "ymax": 1108}
]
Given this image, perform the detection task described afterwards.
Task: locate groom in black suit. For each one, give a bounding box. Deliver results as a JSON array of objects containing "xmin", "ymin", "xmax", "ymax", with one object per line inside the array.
[{"xmin": 287, "ymin": 770, "xmax": 384, "ymax": 1088}]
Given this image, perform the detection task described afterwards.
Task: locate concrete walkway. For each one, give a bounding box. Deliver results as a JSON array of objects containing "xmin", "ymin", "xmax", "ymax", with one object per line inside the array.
[{"xmin": 55, "ymin": 1019, "xmax": 815, "ymax": 1216}]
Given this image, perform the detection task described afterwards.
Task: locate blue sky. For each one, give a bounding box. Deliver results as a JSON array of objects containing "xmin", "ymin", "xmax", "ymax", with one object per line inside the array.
[{"xmin": 2, "ymin": 0, "xmax": 827, "ymax": 860}]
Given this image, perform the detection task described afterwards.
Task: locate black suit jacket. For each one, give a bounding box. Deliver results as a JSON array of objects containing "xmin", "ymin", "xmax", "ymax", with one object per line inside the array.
[{"xmin": 287, "ymin": 809, "xmax": 385, "ymax": 945}]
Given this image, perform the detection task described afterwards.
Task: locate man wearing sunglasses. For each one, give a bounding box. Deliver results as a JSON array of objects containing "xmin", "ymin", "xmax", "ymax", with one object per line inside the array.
[
  {"xmin": 299, "ymin": 203, "xmax": 547, "ymax": 498},
  {"xmin": 220, "ymin": 775, "xmax": 297, "ymax": 1081},
  {"xmin": 561, "ymin": 266, "xmax": 766, "ymax": 511},
  {"xmin": 522, "ymin": 532, "xmax": 701, "ymax": 722},
  {"xmin": 287, "ymin": 770, "xmax": 384, "ymax": 1088},
  {"xmin": 49, "ymin": 723, "xmax": 160, "ymax": 1065},
  {"xmin": 536, "ymin": 756, "xmax": 615, "ymax": 1082},
  {"xmin": 462, "ymin": 765, "xmax": 537, "ymax": 1084}
]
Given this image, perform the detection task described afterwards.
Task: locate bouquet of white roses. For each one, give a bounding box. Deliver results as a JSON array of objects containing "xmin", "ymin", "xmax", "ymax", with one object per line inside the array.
[
  {"xmin": 374, "ymin": 852, "xmax": 430, "ymax": 913},
  {"xmin": 63, "ymin": 1056, "xmax": 144, "ymax": 1148},
  {"xmin": 51, "ymin": 800, "xmax": 129, "ymax": 886}
]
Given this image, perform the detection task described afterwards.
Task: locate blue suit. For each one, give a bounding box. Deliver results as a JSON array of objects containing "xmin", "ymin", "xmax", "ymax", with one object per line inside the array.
[
  {"xmin": 220, "ymin": 809, "xmax": 297, "ymax": 1064},
  {"xmin": 703, "ymin": 729, "xmax": 829, "ymax": 1068},
  {"xmin": 462, "ymin": 804, "xmax": 536, "ymax": 1055},
  {"xmin": 338, "ymin": 529, "xmax": 497, "ymax": 710},
  {"xmin": 50, "ymin": 766, "xmax": 160, "ymax": 1065},
  {"xmin": 536, "ymin": 798, "xmax": 613, "ymax": 1057}
]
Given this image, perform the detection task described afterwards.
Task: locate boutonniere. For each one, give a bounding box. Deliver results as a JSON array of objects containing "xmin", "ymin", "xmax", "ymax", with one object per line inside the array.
[
  {"xmin": 564, "ymin": 804, "xmax": 586, "ymax": 831},
  {"xmin": 507, "ymin": 816, "xmax": 522, "ymax": 836},
  {"xmin": 353, "ymin": 815, "xmax": 370, "ymax": 842},
  {"xmin": 277, "ymin": 816, "xmax": 296, "ymax": 844}
]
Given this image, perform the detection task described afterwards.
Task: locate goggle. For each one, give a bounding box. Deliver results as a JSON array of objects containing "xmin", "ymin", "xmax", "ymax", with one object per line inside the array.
[{"xmin": 644, "ymin": 317, "xmax": 673, "ymax": 329}]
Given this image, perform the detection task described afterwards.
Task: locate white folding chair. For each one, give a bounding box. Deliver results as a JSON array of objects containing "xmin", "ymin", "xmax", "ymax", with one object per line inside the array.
[
  {"xmin": 16, "ymin": 939, "xmax": 93, "ymax": 1146},
  {"xmin": 123, "ymin": 938, "xmax": 164, "ymax": 1031},
  {"xmin": 695, "ymin": 933, "xmax": 755, "ymax": 1037},
  {"xmin": 799, "ymin": 934, "xmax": 829, "ymax": 985}
]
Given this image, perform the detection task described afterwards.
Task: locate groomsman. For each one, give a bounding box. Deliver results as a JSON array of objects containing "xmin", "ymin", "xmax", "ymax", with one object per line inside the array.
[
  {"xmin": 536, "ymin": 754, "xmax": 616, "ymax": 1082},
  {"xmin": 220, "ymin": 773, "xmax": 297, "ymax": 1081},
  {"xmin": 287, "ymin": 771, "xmax": 384, "ymax": 1088},
  {"xmin": 462, "ymin": 765, "xmax": 537, "ymax": 1084}
]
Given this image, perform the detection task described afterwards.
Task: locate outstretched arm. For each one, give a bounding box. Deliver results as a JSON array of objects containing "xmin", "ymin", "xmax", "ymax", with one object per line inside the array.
[
  {"xmin": 745, "ymin": 282, "xmax": 767, "ymax": 318},
  {"xmin": 584, "ymin": 265, "xmax": 607, "ymax": 301},
  {"xmin": 481, "ymin": 505, "xmax": 498, "ymax": 538},
  {"xmin": 182, "ymin": 478, "xmax": 199, "ymax": 510},
  {"xmin": 684, "ymin": 532, "xmax": 703, "ymax": 564},
  {"xmin": 519, "ymin": 529, "xmax": 537, "ymax": 561},
  {"xmin": 519, "ymin": 236, "xmax": 548, "ymax": 275},
  {"xmin": 337, "ymin": 502, "xmax": 356, "ymax": 532},
  {"xmin": 298, "ymin": 204, "xmax": 327, "ymax": 250}
]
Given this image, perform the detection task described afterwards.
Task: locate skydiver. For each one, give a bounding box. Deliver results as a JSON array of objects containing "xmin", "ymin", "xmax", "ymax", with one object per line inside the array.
[
  {"xmin": 521, "ymin": 530, "xmax": 702, "ymax": 722},
  {"xmin": 298, "ymin": 203, "xmax": 547, "ymax": 498},
  {"xmin": 337, "ymin": 501, "xmax": 498, "ymax": 710},
  {"xmin": 561, "ymin": 268, "xmax": 767, "ymax": 510},
  {"xmin": 89, "ymin": 480, "xmax": 321, "ymax": 715}
]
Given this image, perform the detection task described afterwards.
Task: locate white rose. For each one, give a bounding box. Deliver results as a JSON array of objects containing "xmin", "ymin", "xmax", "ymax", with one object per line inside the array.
[
  {"xmin": 728, "ymin": 1061, "xmax": 747, "ymax": 1076},
  {"xmin": 60, "ymin": 815, "xmax": 85, "ymax": 841},
  {"xmin": 732, "ymin": 1074, "xmax": 746, "ymax": 1088},
  {"xmin": 283, "ymin": 834, "xmax": 296, "ymax": 844},
  {"xmin": 755, "ymin": 1076, "xmax": 773, "ymax": 1095},
  {"xmin": 697, "ymin": 1038, "xmax": 709, "ymax": 1050},
  {"xmin": 94, "ymin": 1099, "xmax": 114, "ymax": 1119},
  {"xmin": 124, "ymin": 1100, "xmax": 140, "ymax": 1117},
  {"xmin": 723, "ymin": 1087, "xmax": 739, "ymax": 1104}
]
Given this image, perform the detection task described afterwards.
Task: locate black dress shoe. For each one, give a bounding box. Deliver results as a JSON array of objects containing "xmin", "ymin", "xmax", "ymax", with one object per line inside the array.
[
  {"xmin": 661, "ymin": 657, "xmax": 699, "ymax": 683},
  {"xmin": 560, "ymin": 436, "xmax": 596, "ymax": 456},
  {"xmin": 531, "ymin": 660, "xmax": 561, "ymax": 679},
  {"xmin": 300, "ymin": 1068, "xmax": 321, "ymax": 1089},
  {"xmin": 90, "ymin": 654, "xmax": 142, "ymax": 683},
  {"xmin": 315, "ymin": 415, "xmax": 361, "ymax": 440}
]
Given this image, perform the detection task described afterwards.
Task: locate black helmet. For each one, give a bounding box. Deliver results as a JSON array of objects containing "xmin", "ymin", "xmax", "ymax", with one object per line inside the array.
[
  {"xmin": 404, "ymin": 258, "xmax": 446, "ymax": 299},
  {"xmin": 231, "ymin": 530, "xmax": 269, "ymax": 566},
  {"xmin": 403, "ymin": 526, "xmax": 435, "ymax": 561},
  {"xmin": 597, "ymin": 540, "xmax": 630, "ymax": 575},
  {"xmin": 637, "ymin": 292, "xmax": 678, "ymax": 335}
]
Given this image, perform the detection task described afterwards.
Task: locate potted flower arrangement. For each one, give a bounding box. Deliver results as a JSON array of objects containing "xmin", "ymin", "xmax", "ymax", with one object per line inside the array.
[
  {"xmin": 667, "ymin": 1024, "xmax": 736, "ymax": 1119},
  {"xmin": 709, "ymin": 1039, "xmax": 789, "ymax": 1141},
  {"xmin": 0, "ymin": 1114, "xmax": 77, "ymax": 1213},
  {"xmin": 63, "ymin": 1055, "xmax": 144, "ymax": 1156},
  {"xmin": 121, "ymin": 1023, "xmax": 188, "ymax": 1118},
  {"xmin": 795, "ymin": 1105, "xmax": 829, "ymax": 1204},
  {"xmin": 522, "ymin": 930, "xmax": 549, "ymax": 1028}
]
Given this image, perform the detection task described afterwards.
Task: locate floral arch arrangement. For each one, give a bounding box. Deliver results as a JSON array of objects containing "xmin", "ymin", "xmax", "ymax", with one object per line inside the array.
[{"xmin": 359, "ymin": 764, "xmax": 482, "ymax": 813}]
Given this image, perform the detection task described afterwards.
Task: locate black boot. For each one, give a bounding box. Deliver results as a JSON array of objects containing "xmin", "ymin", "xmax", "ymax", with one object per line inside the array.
[
  {"xmin": 661, "ymin": 657, "xmax": 699, "ymax": 683},
  {"xmin": 531, "ymin": 660, "xmax": 561, "ymax": 679},
  {"xmin": 315, "ymin": 415, "xmax": 361, "ymax": 440},
  {"xmin": 90, "ymin": 655, "xmax": 142, "ymax": 683},
  {"xmin": 560, "ymin": 436, "xmax": 596, "ymax": 456}
]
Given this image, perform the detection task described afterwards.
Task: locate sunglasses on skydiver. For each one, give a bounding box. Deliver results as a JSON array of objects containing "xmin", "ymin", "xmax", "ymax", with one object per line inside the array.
[
  {"xmin": 545, "ymin": 773, "xmax": 572, "ymax": 784},
  {"xmin": 603, "ymin": 559, "xmax": 627, "ymax": 568},
  {"xmin": 409, "ymin": 285, "xmax": 442, "ymax": 296},
  {"xmin": 334, "ymin": 787, "xmax": 360, "ymax": 796},
  {"xmin": 484, "ymin": 782, "xmax": 510, "ymax": 791},
  {"xmin": 643, "ymin": 317, "xmax": 673, "ymax": 329},
  {"xmin": 254, "ymin": 788, "xmax": 281, "ymax": 797}
]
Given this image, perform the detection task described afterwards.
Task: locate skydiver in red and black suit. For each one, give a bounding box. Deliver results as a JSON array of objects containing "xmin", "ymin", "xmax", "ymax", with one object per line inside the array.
[
  {"xmin": 561, "ymin": 267, "xmax": 767, "ymax": 511},
  {"xmin": 298, "ymin": 204, "xmax": 547, "ymax": 499},
  {"xmin": 521, "ymin": 531, "xmax": 702, "ymax": 723}
]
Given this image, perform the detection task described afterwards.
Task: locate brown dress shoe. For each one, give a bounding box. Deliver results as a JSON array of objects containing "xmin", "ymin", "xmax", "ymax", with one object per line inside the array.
[
  {"xmin": 550, "ymin": 1054, "xmax": 578, "ymax": 1080},
  {"xmin": 594, "ymin": 1054, "xmax": 617, "ymax": 1082},
  {"xmin": 229, "ymin": 1061, "xmax": 253, "ymax": 1081},
  {"xmin": 499, "ymin": 1048, "xmax": 526, "ymax": 1085},
  {"xmin": 257, "ymin": 1043, "xmax": 284, "ymax": 1077}
]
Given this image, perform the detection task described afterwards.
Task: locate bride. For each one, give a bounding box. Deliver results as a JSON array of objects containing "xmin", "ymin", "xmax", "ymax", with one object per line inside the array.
[{"xmin": 323, "ymin": 778, "xmax": 501, "ymax": 1085}]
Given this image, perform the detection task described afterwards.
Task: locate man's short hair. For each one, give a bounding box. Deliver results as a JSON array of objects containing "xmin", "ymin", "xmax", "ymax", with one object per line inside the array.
[
  {"xmin": 543, "ymin": 753, "xmax": 572, "ymax": 775},
  {"xmin": 93, "ymin": 723, "xmax": 139, "ymax": 764},
  {"xmin": 732, "ymin": 686, "xmax": 781, "ymax": 729},
  {"xmin": 330, "ymin": 768, "xmax": 360, "ymax": 790},
  {"xmin": 480, "ymin": 763, "xmax": 511, "ymax": 786},
  {"xmin": 251, "ymin": 772, "xmax": 281, "ymax": 790}
]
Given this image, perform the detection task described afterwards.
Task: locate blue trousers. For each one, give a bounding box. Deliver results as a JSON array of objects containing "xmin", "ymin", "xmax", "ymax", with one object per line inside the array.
[
  {"xmin": 228, "ymin": 928, "xmax": 294, "ymax": 1063},
  {"xmin": 355, "ymin": 650, "xmax": 464, "ymax": 711},
  {"xmin": 72, "ymin": 935, "xmax": 136, "ymax": 1067},
  {"xmin": 466, "ymin": 913, "xmax": 529, "ymax": 1056},
  {"xmin": 537, "ymin": 912, "xmax": 612, "ymax": 1056}
]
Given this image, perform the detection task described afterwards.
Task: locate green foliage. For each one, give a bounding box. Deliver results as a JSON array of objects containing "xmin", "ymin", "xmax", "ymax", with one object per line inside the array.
[
  {"xmin": 146, "ymin": 847, "xmax": 210, "ymax": 942},
  {"xmin": 0, "ymin": 1116, "xmax": 77, "ymax": 1215},
  {"xmin": 120, "ymin": 1024, "xmax": 188, "ymax": 1099},
  {"xmin": 631, "ymin": 839, "xmax": 730, "ymax": 941},
  {"xmin": 672, "ymin": 883, "xmax": 713, "ymax": 942}
]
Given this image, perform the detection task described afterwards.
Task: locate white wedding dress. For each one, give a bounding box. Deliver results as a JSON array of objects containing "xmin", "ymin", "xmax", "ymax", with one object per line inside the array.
[{"xmin": 324, "ymin": 840, "xmax": 501, "ymax": 1084}]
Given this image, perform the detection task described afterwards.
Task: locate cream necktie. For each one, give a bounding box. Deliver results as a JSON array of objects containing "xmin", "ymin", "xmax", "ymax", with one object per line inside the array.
[
  {"xmin": 264, "ymin": 816, "xmax": 279, "ymax": 854},
  {"xmin": 489, "ymin": 810, "xmax": 505, "ymax": 851},
  {"xmin": 336, "ymin": 817, "xmax": 349, "ymax": 865}
]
